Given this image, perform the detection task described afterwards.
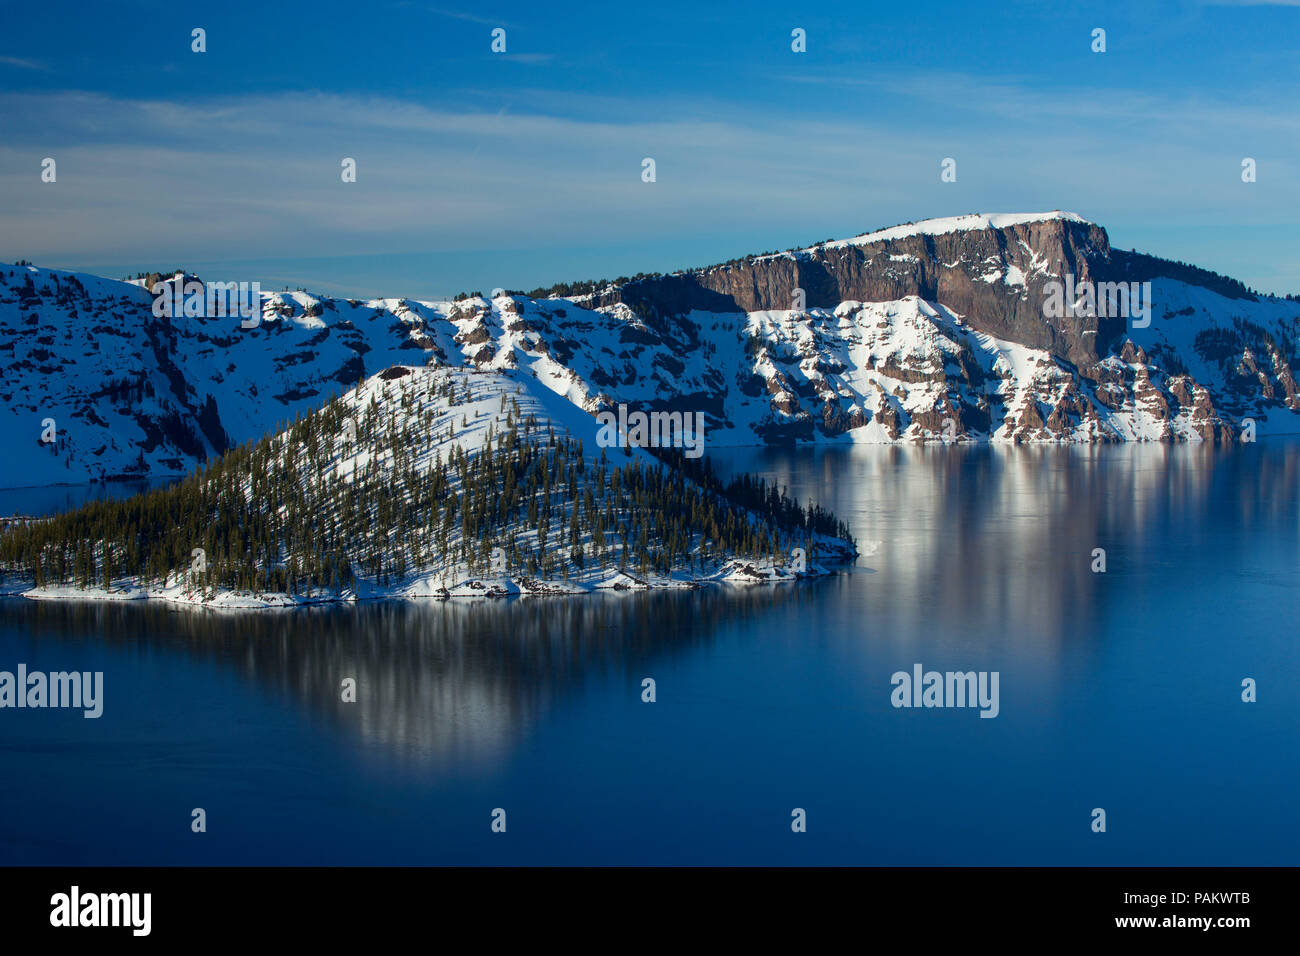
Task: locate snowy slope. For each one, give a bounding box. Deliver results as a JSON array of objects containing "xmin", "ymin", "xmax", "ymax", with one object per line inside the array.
[
  {"xmin": 815, "ymin": 211, "xmax": 1092, "ymax": 252},
  {"xmin": 5, "ymin": 365, "xmax": 855, "ymax": 606},
  {"xmin": 2, "ymin": 214, "xmax": 1298, "ymax": 488}
]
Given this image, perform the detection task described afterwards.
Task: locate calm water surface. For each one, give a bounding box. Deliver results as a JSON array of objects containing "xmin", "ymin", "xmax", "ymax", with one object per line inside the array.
[{"xmin": 1, "ymin": 442, "xmax": 1297, "ymax": 864}]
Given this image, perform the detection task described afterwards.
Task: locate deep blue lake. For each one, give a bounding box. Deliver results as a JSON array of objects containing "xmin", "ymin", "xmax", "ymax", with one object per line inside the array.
[{"xmin": 1, "ymin": 441, "xmax": 1297, "ymax": 865}]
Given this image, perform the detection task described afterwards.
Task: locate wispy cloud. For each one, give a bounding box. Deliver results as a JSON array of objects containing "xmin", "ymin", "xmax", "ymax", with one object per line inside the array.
[
  {"xmin": 0, "ymin": 75, "xmax": 1296, "ymax": 291},
  {"xmin": 387, "ymin": 3, "xmax": 514, "ymax": 27},
  {"xmin": 0, "ymin": 55, "xmax": 47, "ymax": 71}
]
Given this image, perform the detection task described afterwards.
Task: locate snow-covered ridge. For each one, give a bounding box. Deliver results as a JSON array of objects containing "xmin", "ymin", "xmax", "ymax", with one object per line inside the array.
[
  {"xmin": 818, "ymin": 211, "xmax": 1091, "ymax": 251},
  {"xmin": 2, "ymin": 210, "xmax": 1298, "ymax": 492}
]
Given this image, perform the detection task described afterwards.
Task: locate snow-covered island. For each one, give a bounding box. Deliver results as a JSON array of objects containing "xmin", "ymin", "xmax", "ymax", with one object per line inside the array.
[{"xmin": 0, "ymin": 367, "xmax": 857, "ymax": 609}]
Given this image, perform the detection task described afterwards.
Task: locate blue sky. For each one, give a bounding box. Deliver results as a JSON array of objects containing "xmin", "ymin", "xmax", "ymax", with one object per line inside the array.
[{"xmin": 2, "ymin": 0, "xmax": 1298, "ymax": 297}]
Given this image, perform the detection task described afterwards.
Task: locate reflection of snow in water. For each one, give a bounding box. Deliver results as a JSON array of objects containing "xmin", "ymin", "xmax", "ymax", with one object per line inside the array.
[
  {"xmin": 338, "ymin": 589, "xmax": 805, "ymax": 768},
  {"xmin": 708, "ymin": 441, "xmax": 1295, "ymax": 650},
  {"xmin": 11, "ymin": 584, "xmax": 812, "ymax": 770}
]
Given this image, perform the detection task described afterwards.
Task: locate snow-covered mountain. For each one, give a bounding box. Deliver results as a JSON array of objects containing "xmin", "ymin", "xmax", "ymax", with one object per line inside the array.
[
  {"xmin": 2, "ymin": 365, "xmax": 856, "ymax": 606},
  {"xmin": 3, "ymin": 211, "xmax": 1298, "ymax": 488}
]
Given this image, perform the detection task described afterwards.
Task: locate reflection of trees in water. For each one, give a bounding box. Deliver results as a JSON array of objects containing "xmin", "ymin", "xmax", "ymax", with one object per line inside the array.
[
  {"xmin": 10, "ymin": 441, "xmax": 1295, "ymax": 762},
  {"xmin": 2, "ymin": 584, "xmax": 824, "ymax": 766},
  {"xmin": 712, "ymin": 441, "xmax": 1300, "ymax": 644}
]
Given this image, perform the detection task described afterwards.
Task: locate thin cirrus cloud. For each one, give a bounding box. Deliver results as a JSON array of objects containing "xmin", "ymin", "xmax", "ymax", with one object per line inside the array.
[
  {"xmin": 0, "ymin": 55, "xmax": 48, "ymax": 71},
  {"xmin": 0, "ymin": 76, "xmax": 1295, "ymax": 293}
]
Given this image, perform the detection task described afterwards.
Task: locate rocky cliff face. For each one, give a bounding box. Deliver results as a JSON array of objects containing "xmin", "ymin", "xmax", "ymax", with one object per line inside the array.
[
  {"xmin": 595, "ymin": 215, "xmax": 1124, "ymax": 369},
  {"xmin": 573, "ymin": 212, "xmax": 1294, "ymax": 445},
  {"xmin": 2, "ymin": 212, "xmax": 1297, "ymax": 488}
]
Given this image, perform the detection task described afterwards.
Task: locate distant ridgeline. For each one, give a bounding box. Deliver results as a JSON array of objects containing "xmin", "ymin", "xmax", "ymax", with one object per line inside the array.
[
  {"xmin": 0, "ymin": 368, "xmax": 855, "ymax": 605},
  {"xmin": 5, "ymin": 213, "xmax": 1300, "ymax": 494}
]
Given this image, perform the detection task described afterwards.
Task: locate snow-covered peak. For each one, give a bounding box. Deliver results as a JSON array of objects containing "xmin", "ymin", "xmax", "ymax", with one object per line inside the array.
[{"xmin": 819, "ymin": 212, "xmax": 1091, "ymax": 251}]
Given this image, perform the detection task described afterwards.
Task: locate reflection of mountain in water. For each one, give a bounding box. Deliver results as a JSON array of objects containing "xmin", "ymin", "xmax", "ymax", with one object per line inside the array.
[
  {"xmin": 712, "ymin": 441, "xmax": 1300, "ymax": 645},
  {"xmin": 3, "ymin": 585, "xmax": 826, "ymax": 767},
  {"xmin": 7, "ymin": 442, "xmax": 1296, "ymax": 769}
]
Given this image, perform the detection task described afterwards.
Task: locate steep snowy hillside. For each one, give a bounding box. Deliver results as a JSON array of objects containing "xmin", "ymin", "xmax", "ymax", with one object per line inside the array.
[
  {"xmin": 0, "ymin": 367, "xmax": 856, "ymax": 606},
  {"xmin": 2, "ymin": 212, "xmax": 1297, "ymax": 488}
]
